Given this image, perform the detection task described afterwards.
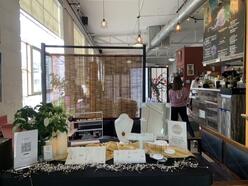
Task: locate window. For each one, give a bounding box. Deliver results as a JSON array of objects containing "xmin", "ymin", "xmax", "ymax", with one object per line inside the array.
[
  {"xmin": 31, "ymin": 48, "xmax": 42, "ymax": 93},
  {"xmin": 19, "ymin": 0, "xmax": 62, "ymax": 37},
  {"xmin": 21, "ymin": 42, "xmax": 42, "ymax": 96}
]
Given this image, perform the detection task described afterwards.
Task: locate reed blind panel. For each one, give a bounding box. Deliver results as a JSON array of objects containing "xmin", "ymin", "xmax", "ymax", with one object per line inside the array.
[{"xmin": 45, "ymin": 53, "xmax": 143, "ymax": 118}]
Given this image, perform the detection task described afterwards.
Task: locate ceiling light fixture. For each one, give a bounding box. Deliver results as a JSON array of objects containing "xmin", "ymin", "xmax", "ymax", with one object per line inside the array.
[
  {"xmin": 101, "ymin": 0, "xmax": 107, "ymax": 28},
  {"xmin": 175, "ymin": 0, "xmax": 182, "ymax": 32},
  {"xmin": 136, "ymin": 0, "xmax": 143, "ymax": 44},
  {"xmin": 168, "ymin": 57, "xmax": 175, "ymax": 62},
  {"xmin": 176, "ymin": 23, "xmax": 181, "ymax": 32}
]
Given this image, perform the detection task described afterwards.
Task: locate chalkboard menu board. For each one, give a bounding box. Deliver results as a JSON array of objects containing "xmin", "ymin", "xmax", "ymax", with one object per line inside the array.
[{"xmin": 203, "ymin": 0, "xmax": 245, "ymax": 64}]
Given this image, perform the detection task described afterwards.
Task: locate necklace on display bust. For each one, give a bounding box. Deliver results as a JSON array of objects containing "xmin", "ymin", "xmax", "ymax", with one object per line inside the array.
[{"xmin": 115, "ymin": 113, "xmax": 133, "ymax": 143}]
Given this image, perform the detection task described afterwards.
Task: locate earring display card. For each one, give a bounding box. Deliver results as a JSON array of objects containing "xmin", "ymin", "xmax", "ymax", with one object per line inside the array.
[
  {"xmin": 14, "ymin": 130, "xmax": 38, "ymax": 170},
  {"xmin": 65, "ymin": 146, "xmax": 106, "ymax": 165},
  {"xmin": 114, "ymin": 149, "xmax": 146, "ymax": 164}
]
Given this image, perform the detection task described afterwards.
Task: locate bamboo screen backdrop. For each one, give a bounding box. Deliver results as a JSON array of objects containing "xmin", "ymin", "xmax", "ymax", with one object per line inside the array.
[{"xmin": 44, "ymin": 47, "xmax": 143, "ymax": 118}]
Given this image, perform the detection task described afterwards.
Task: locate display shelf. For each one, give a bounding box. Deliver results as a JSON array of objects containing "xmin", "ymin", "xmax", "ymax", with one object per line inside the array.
[
  {"xmin": 70, "ymin": 111, "xmax": 103, "ymax": 140},
  {"xmin": 77, "ymin": 128, "xmax": 103, "ymax": 132},
  {"xmin": 206, "ymin": 107, "xmax": 218, "ymax": 112},
  {"xmin": 206, "ymin": 116, "xmax": 217, "ymax": 123},
  {"xmin": 204, "ymin": 100, "xmax": 218, "ymax": 106}
]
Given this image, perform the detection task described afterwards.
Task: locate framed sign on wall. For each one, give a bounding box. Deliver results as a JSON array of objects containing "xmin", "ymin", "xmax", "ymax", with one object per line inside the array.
[
  {"xmin": 187, "ymin": 64, "xmax": 194, "ymax": 76},
  {"xmin": 0, "ymin": 51, "xmax": 2, "ymax": 102}
]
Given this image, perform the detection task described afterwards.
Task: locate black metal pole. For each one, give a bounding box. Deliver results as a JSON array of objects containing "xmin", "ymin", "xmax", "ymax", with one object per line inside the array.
[
  {"xmin": 148, "ymin": 67, "xmax": 151, "ymax": 99},
  {"xmin": 41, "ymin": 43, "xmax": 47, "ymax": 103},
  {"xmin": 142, "ymin": 44, "xmax": 146, "ymax": 102},
  {"xmin": 167, "ymin": 66, "xmax": 169, "ymax": 103},
  {"xmin": 44, "ymin": 45, "xmax": 143, "ymax": 50}
]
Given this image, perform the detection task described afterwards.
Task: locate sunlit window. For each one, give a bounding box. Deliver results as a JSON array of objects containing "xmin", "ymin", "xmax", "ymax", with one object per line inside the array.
[
  {"xmin": 21, "ymin": 42, "xmax": 42, "ymax": 95},
  {"xmin": 19, "ymin": 0, "xmax": 62, "ymax": 37}
]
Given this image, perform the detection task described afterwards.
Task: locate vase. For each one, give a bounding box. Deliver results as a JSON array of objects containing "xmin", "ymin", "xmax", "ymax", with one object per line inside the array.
[{"xmin": 51, "ymin": 131, "xmax": 68, "ymax": 160}]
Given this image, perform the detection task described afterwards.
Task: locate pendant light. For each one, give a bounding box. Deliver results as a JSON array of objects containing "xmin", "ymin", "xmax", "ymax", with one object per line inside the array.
[
  {"xmin": 176, "ymin": 23, "xmax": 181, "ymax": 32},
  {"xmin": 175, "ymin": 0, "xmax": 181, "ymax": 32},
  {"xmin": 101, "ymin": 0, "xmax": 107, "ymax": 28},
  {"xmin": 136, "ymin": 0, "xmax": 143, "ymax": 44}
]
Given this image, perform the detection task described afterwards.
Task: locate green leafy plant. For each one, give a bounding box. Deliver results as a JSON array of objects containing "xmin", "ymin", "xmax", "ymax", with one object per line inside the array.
[
  {"xmin": 35, "ymin": 103, "xmax": 68, "ymax": 140},
  {"xmin": 13, "ymin": 106, "xmax": 38, "ymax": 131},
  {"xmin": 13, "ymin": 103, "xmax": 68, "ymax": 143}
]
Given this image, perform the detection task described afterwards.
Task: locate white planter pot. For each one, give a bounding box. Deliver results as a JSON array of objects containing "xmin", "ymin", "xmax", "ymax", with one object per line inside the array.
[{"xmin": 51, "ymin": 132, "xmax": 68, "ymax": 160}]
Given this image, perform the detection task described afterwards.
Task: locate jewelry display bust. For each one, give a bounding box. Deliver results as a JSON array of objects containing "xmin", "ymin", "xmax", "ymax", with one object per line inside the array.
[{"xmin": 114, "ymin": 113, "xmax": 133, "ymax": 143}]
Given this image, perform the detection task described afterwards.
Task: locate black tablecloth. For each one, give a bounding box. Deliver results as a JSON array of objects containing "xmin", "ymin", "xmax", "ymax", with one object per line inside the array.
[{"xmin": 0, "ymin": 156, "xmax": 212, "ymax": 186}]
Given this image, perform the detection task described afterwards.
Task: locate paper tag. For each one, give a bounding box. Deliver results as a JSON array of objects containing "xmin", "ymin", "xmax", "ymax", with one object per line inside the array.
[
  {"xmin": 114, "ymin": 150, "xmax": 146, "ymax": 164},
  {"xmin": 199, "ymin": 109, "xmax": 206, "ymax": 119},
  {"xmin": 65, "ymin": 146, "xmax": 106, "ymax": 164},
  {"xmin": 43, "ymin": 145, "xmax": 53, "ymax": 161}
]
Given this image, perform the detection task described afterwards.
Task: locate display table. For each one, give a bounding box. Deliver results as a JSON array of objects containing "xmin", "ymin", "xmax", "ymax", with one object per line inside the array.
[{"xmin": 0, "ymin": 156, "xmax": 212, "ymax": 186}]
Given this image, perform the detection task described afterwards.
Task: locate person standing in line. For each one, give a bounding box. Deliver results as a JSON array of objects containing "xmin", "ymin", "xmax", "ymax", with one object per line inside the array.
[{"xmin": 169, "ymin": 76, "xmax": 195, "ymax": 137}]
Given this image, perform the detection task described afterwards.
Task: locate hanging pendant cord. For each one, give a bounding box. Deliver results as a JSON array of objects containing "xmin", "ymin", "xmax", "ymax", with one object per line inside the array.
[
  {"xmin": 103, "ymin": 0, "xmax": 105, "ymax": 18},
  {"xmin": 137, "ymin": 0, "xmax": 140, "ymax": 34}
]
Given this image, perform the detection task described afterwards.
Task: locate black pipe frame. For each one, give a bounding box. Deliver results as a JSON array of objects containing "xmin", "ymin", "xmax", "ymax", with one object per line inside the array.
[{"xmin": 41, "ymin": 43, "xmax": 146, "ymax": 103}]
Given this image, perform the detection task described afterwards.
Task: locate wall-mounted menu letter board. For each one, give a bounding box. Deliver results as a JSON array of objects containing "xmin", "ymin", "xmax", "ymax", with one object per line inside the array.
[{"xmin": 203, "ymin": 0, "xmax": 245, "ymax": 63}]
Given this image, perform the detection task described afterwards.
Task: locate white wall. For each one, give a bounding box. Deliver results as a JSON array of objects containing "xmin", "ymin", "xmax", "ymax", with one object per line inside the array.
[
  {"xmin": 63, "ymin": 10, "xmax": 74, "ymax": 46},
  {"xmin": 0, "ymin": 0, "xmax": 22, "ymax": 121}
]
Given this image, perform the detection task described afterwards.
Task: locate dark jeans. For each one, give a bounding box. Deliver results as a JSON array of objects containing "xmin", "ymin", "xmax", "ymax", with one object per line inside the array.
[{"xmin": 171, "ymin": 106, "xmax": 195, "ymax": 137}]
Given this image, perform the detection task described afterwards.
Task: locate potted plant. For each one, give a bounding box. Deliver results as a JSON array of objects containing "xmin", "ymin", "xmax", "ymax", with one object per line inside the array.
[
  {"xmin": 13, "ymin": 106, "xmax": 38, "ymax": 131},
  {"xmin": 13, "ymin": 103, "xmax": 69, "ymax": 160},
  {"xmin": 35, "ymin": 103, "xmax": 68, "ymax": 160}
]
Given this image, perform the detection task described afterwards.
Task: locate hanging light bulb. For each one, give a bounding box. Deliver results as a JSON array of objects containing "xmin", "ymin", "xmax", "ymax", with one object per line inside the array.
[
  {"xmin": 101, "ymin": 0, "xmax": 107, "ymax": 28},
  {"xmin": 135, "ymin": 0, "xmax": 143, "ymax": 45},
  {"xmin": 176, "ymin": 23, "xmax": 181, "ymax": 32},
  {"xmin": 101, "ymin": 18, "xmax": 107, "ymax": 28},
  {"xmin": 136, "ymin": 34, "xmax": 143, "ymax": 44}
]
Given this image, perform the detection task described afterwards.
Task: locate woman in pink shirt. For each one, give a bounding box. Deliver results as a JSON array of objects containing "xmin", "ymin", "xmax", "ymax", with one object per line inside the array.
[{"xmin": 169, "ymin": 76, "xmax": 195, "ymax": 137}]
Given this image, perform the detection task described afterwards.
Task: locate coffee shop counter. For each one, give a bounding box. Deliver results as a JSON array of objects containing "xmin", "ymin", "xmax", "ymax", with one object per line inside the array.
[
  {"xmin": 191, "ymin": 87, "xmax": 245, "ymax": 144},
  {"xmin": 191, "ymin": 88, "xmax": 220, "ymax": 131}
]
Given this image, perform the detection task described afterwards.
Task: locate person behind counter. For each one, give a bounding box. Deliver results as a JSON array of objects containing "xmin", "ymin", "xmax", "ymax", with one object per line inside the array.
[
  {"xmin": 222, "ymin": 65, "xmax": 238, "ymax": 78},
  {"xmin": 169, "ymin": 76, "xmax": 195, "ymax": 137},
  {"xmin": 190, "ymin": 76, "xmax": 202, "ymax": 96}
]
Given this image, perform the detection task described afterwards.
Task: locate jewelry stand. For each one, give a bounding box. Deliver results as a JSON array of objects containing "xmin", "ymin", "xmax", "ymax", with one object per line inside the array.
[{"xmin": 114, "ymin": 114, "xmax": 133, "ymax": 143}]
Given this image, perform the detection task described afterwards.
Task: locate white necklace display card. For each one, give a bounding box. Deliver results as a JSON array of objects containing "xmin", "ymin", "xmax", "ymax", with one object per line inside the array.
[
  {"xmin": 114, "ymin": 150, "xmax": 146, "ymax": 164},
  {"xmin": 65, "ymin": 146, "xmax": 106, "ymax": 165},
  {"xmin": 14, "ymin": 129, "xmax": 38, "ymax": 170},
  {"xmin": 168, "ymin": 120, "xmax": 188, "ymax": 150}
]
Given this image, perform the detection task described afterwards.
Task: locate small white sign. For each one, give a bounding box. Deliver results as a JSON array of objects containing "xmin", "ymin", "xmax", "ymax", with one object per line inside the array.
[
  {"xmin": 43, "ymin": 145, "xmax": 53, "ymax": 161},
  {"xmin": 168, "ymin": 120, "xmax": 188, "ymax": 150},
  {"xmin": 14, "ymin": 130, "xmax": 38, "ymax": 170},
  {"xmin": 199, "ymin": 109, "xmax": 206, "ymax": 119},
  {"xmin": 65, "ymin": 146, "xmax": 106, "ymax": 164},
  {"xmin": 114, "ymin": 150, "xmax": 146, "ymax": 164}
]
